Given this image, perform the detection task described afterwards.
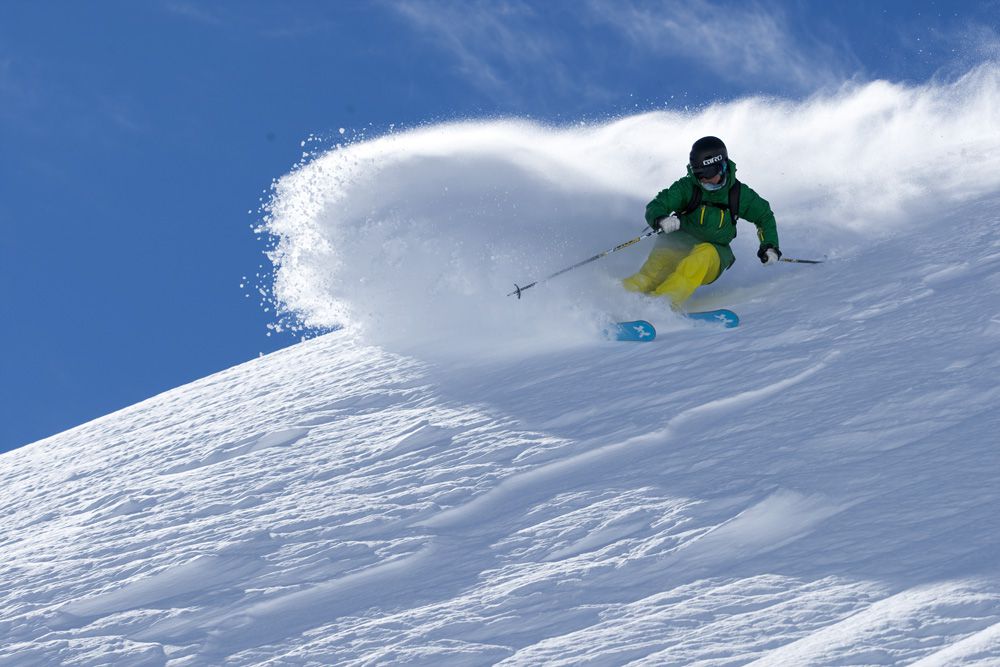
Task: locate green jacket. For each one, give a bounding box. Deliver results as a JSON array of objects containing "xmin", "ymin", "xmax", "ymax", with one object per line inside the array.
[{"xmin": 644, "ymin": 159, "xmax": 779, "ymax": 270}]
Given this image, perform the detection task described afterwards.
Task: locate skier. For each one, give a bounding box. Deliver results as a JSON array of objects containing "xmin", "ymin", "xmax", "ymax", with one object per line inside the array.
[{"xmin": 623, "ymin": 136, "xmax": 781, "ymax": 308}]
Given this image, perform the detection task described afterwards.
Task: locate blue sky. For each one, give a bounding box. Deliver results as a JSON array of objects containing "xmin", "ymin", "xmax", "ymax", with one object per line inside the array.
[{"xmin": 2, "ymin": 0, "xmax": 998, "ymax": 452}]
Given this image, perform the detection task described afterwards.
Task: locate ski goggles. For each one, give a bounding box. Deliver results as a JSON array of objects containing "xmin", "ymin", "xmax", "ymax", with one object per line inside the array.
[{"xmin": 693, "ymin": 158, "xmax": 726, "ymax": 181}]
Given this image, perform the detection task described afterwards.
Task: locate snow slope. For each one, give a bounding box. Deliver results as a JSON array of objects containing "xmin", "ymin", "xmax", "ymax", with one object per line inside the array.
[{"xmin": 3, "ymin": 69, "xmax": 1000, "ymax": 665}]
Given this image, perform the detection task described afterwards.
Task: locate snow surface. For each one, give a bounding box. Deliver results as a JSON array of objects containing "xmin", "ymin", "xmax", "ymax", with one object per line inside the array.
[{"xmin": 3, "ymin": 68, "xmax": 1000, "ymax": 665}]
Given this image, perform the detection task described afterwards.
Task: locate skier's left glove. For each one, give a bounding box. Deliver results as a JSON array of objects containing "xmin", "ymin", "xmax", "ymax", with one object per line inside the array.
[{"xmin": 758, "ymin": 244, "xmax": 781, "ymax": 265}]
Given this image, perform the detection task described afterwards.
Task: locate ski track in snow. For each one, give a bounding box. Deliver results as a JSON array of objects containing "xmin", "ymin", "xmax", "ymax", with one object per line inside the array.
[{"xmin": 5, "ymin": 82, "xmax": 1000, "ymax": 664}]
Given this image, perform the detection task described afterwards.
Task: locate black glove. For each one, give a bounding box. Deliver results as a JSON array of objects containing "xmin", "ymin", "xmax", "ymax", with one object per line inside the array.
[{"xmin": 757, "ymin": 244, "xmax": 782, "ymax": 265}]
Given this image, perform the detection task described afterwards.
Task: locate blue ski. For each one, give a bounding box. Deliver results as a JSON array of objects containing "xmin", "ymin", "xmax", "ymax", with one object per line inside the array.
[
  {"xmin": 606, "ymin": 320, "xmax": 656, "ymax": 342},
  {"xmin": 686, "ymin": 309, "xmax": 739, "ymax": 328}
]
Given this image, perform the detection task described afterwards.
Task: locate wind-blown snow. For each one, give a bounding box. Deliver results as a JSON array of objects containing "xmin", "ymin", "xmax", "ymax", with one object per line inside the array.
[
  {"xmin": 262, "ymin": 64, "xmax": 1000, "ymax": 354},
  {"xmin": 3, "ymin": 67, "xmax": 1000, "ymax": 665}
]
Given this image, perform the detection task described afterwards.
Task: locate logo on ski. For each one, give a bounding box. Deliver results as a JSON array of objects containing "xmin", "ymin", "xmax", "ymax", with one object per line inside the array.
[{"xmin": 607, "ymin": 320, "xmax": 657, "ymax": 342}]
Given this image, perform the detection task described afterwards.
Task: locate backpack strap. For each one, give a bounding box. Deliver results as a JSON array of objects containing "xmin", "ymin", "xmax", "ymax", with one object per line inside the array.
[
  {"xmin": 728, "ymin": 178, "xmax": 741, "ymax": 223},
  {"xmin": 676, "ymin": 181, "xmax": 703, "ymax": 216},
  {"xmin": 676, "ymin": 178, "xmax": 741, "ymax": 225}
]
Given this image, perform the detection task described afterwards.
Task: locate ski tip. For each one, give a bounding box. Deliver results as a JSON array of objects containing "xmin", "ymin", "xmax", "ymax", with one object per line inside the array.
[
  {"xmin": 606, "ymin": 320, "xmax": 657, "ymax": 342},
  {"xmin": 686, "ymin": 309, "xmax": 740, "ymax": 328}
]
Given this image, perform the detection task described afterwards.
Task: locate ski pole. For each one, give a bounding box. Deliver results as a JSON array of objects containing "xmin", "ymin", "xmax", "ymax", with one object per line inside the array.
[
  {"xmin": 508, "ymin": 227, "xmax": 663, "ymax": 299},
  {"xmin": 779, "ymin": 257, "xmax": 824, "ymax": 264}
]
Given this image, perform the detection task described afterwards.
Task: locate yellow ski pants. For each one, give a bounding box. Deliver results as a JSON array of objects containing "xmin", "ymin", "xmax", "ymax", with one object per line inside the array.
[{"xmin": 622, "ymin": 241, "xmax": 722, "ymax": 307}]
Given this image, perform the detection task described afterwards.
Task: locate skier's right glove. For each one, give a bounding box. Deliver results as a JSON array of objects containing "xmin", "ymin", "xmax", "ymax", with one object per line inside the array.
[{"xmin": 654, "ymin": 216, "xmax": 680, "ymax": 234}]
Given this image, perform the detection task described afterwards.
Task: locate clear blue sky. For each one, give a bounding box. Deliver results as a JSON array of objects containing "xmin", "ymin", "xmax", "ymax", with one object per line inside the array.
[{"xmin": 1, "ymin": 0, "xmax": 997, "ymax": 452}]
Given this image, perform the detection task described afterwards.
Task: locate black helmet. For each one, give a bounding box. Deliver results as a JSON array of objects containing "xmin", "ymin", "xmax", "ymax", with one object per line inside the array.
[{"xmin": 689, "ymin": 136, "xmax": 728, "ymax": 180}]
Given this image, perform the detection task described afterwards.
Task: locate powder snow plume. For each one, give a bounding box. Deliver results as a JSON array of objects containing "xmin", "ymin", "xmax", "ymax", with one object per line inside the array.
[{"xmin": 260, "ymin": 65, "xmax": 1000, "ymax": 354}]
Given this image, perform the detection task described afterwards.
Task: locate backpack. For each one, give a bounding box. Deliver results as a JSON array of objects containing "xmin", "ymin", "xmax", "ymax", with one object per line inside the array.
[{"xmin": 677, "ymin": 178, "xmax": 742, "ymax": 225}]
